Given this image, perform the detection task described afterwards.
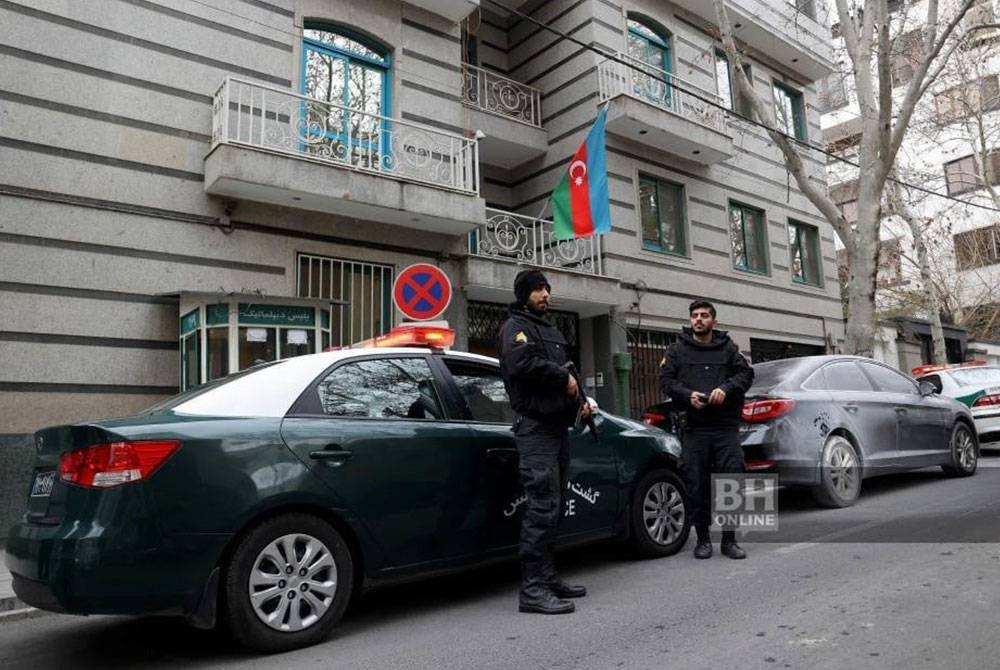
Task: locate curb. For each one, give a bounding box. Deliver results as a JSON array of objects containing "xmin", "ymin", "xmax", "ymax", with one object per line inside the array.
[{"xmin": 0, "ymin": 595, "xmax": 45, "ymax": 624}]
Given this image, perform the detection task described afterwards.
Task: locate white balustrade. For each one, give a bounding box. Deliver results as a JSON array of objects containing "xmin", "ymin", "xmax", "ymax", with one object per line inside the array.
[
  {"xmin": 470, "ymin": 208, "xmax": 604, "ymax": 276},
  {"xmin": 211, "ymin": 76, "xmax": 480, "ymax": 195}
]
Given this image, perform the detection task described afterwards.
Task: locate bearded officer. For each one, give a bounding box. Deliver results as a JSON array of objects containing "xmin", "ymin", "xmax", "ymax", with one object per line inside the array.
[{"xmin": 498, "ymin": 268, "xmax": 589, "ymax": 614}]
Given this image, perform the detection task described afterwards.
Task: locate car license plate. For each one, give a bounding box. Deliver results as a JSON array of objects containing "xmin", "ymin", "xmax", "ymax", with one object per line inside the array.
[{"xmin": 30, "ymin": 471, "xmax": 56, "ymax": 498}]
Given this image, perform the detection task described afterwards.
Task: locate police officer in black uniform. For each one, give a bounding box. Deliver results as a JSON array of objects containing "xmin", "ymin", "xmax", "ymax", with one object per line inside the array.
[
  {"xmin": 498, "ymin": 268, "xmax": 589, "ymax": 615},
  {"xmin": 659, "ymin": 300, "xmax": 754, "ymax": 560}
]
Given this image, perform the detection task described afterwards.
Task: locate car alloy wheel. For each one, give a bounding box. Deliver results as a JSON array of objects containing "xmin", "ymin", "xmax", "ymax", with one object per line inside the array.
[
  {"xmin": 629, "ymin": 469, "xmax": 690, "ymax": 557},
  {"xmin": 942, "ymin": 423, "xmax": 978, "ymax": 477},
  {"xmin": 643, "ymin": 480, "xmax": 685, "ymax": 546},
  {"xmin": 812, "ymin": 435, "xmax": 861, "ymax": 508},
  {"xmin": 224, "ymin": 513, "xmax": 354, "ymax": 652},
  {"xmin": 249, "ymin": 533, "xmax": 339, "ymax": 632}
]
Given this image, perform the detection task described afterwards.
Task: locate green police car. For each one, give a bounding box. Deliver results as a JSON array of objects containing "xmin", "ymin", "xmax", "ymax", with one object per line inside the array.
[
  {"xmin": 914, "ymin": 361, "xmax": 1000, "ymax": 445},
  {"xmin": 6, "ymin": 326, "xmax": 689, "ymax": 653}
]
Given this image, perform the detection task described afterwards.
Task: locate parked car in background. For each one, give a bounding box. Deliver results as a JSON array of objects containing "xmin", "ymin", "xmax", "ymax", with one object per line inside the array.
[
  {"xmin": 6, "ymin": 326, "xmax": 689, "ymax": 653},
  {"xmin": 644, "ymin": 355, "xmax": 978, "ymax": 508},
  {"xmin": 913, "ymin": 360, "xmax": 1000, "ymax": 446}
]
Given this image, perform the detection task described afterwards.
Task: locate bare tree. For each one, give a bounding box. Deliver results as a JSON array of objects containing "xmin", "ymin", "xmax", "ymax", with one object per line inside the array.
[{"xmin": 713, "ymin": 0, "xmax": 974, "ymax": 356}]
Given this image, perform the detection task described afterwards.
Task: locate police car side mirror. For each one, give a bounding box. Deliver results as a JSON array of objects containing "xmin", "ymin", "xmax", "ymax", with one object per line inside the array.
[{"xmin": 918, "ymin": 380, "xmax": 937, "ymax": 397}]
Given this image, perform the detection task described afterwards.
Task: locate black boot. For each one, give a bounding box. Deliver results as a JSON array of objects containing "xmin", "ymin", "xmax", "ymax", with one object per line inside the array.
[
  {"xmin": 541, "ymin": 553, "xmax": 586, "ymax": 598},
  {"xmin": 721, "ymin": 531, "xmax": 747, "ymax": 559},
  {"xmin": 693, "ymin": 528, "xmax": 712, "ymax": 559},
  {"xmin": 519, "ymin": 561, "xmax": 575, "ymax": 614}
]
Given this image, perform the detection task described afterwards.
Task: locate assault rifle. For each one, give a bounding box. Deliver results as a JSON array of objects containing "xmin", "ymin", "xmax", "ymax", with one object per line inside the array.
[{"xmin": 563, "ymin": 362, "xmax": 599, "ymax": 442}]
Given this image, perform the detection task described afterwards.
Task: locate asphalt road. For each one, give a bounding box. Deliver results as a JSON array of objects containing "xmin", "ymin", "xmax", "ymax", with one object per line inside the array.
[{"xmin": 3, "ymin": 453, "xmax": 1000, "ymax": 670}]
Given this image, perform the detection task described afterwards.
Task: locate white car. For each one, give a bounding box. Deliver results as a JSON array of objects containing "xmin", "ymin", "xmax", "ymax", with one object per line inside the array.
[{"xmin": 914, "ymin": 362, "xmax": 1000, "ymax": 446}]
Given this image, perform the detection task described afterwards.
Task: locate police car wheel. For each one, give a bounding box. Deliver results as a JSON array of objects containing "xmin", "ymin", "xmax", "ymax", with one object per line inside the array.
[
  {"xmin": 941, "ymin": 422, "xmax": 978, "ymax": 477},
  {"xmin": 223, "ymin": 513, "xmax": 354, "ymax": 653},
  {"xmin": 812, "ymin": 434, "xmax": 861, "ymax": 508},
  {"xmin": 630, "ymin": 469, "xmax": 690, "ymax": 558}
]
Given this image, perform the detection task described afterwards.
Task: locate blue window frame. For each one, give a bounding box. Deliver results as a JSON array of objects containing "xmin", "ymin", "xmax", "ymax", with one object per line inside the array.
[
  {"xmin": 301, "ymin": 25, "xmax": 391, "ymax": 163},
  {"xmin": 627, "ymin": 16, "xmax": 672, "ymax": 106}
]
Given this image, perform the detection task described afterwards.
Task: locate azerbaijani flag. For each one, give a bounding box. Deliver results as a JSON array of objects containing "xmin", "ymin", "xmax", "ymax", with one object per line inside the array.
[{"xmin": 551, "ymin": 106, "xmax": 611, "ymax": 240}]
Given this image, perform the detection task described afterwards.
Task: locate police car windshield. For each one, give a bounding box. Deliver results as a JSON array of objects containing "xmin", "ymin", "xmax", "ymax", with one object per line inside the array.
[{"xmin": 950, "ymin": 367, "xmax": 1000, "ymax": 387}]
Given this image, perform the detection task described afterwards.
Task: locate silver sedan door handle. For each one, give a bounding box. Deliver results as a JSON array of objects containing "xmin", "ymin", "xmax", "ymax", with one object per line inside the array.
[{"xmin": 843, "ymin": 403, "xmax": 859, "ymax": 414}]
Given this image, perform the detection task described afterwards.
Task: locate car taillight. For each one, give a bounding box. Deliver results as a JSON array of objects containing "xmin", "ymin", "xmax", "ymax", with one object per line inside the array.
[
  {"xmin": 973, "ymin": 394, "xmax": 1000, "ymax": 408},
  {"xmin": 59, "ymin": 440, "xmax": 180, "ymax": 488},
  {"xmin": 641, "ymin": 412, "xmax": 666, "ymax": 426},
  {"xmin": 742, "ymin": 399, "xmax": 796, "ymax": 423}
]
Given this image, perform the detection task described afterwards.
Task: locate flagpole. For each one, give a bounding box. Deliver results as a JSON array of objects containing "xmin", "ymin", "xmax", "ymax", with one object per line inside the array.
[{"xmin": 533, "ymin": 197, "xmax": 550, "ymax": 268}]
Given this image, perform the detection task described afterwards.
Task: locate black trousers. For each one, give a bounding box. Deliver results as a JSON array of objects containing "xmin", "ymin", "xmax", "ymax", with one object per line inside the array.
[
  {"xmin": 681, "ymin": 428, "xmax": 745, "ymax": 539},
  {"xmin": 514, "ymin": 416, "xmax": 570, "ymax": 563}
]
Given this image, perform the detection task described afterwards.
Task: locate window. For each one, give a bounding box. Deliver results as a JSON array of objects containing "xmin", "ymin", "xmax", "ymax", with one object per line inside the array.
[
  {"xmin": 954, "ymin": 225, "xmax": 1000, "ymax": 270},
  {"xmin": 921, "ymin": 374, "xmax": 944, "ymax": 394},
  {"xmin": 729, "ymin": 202, "xmax": 768, "ymax": 274},
  {"xmin": 316, "ymin": 357, "xmax": 443, "ymax": 419},
  {"xmin": 715, "ymin": 50, "xmax": 753, "ymax": 117},
  {"xmin": 890, "ymin": 30, "xmax": 923, "ymax": 88},
  {"xmin": 944, "ymin": 155, "xmax": 980, "ymax": 195},
  {"xmin": 859, "ymin": 362, "xmax": 918, "ymax": 394},
  {"xmin": 773, "ymin": 81, "xmax": 806, "ymax": 140},
  {"xmin": 443, "ymin": 359, "xmax": 513, "ymax": 423},
  {"xmin": 239, "ymin": 326, "xmax": 276, "ymax": 369},
  {"xmin": 627, "ymin": 15, "xmax": 672, "ymax": 105},
  {"xmin": 639, "ymin": 175, "xmax": 687, "ymax": 255},
  {"xmin": 823, "ymin": 362, "xmax": 873, "ymax": 392},
  {"xmin": 180, "ymin": 309, "xmax": 201, "ymax": 392},
  {"xmin": 297, "ymin": 254, "xmax": 393, "ymax": 347},
  {"xmin": 788, "ymin": 220, "xmax": 822, "ymax": 286},
  {"xmin": 302, "ymin": 24, "xmax": 390, "ymax": 161},
  {"xmin": 789, "ymin": 0, "xmax": 816, "ymax": 20},
  {"xmin": 934, "ymin": 76, "xmax": 1000, "ymax": 123}
]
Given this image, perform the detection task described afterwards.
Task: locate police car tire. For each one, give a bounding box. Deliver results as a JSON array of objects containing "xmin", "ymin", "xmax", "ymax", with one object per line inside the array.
[
  {"xmin": 812, "ymin": 434, "xmax": 862, "ymax": 508},
  {"xmin": 223, "ymin": 513, "xmax": 354, "ymax": 653},
  {"xmin": 941, "ymin": 422, "xmax": 978, "ymax": 477},
  {"xmin": 629, "ymin": 468, "xmax": 691, "ymax": 558}
]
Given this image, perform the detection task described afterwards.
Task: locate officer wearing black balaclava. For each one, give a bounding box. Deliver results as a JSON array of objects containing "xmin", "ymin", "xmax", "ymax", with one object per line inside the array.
[{"xmin": 498, "ymin": 268, "xmax": 589, "ymax": 615}]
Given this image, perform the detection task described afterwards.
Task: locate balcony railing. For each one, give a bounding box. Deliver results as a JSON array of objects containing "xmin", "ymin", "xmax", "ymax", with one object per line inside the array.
[
  {"xmin": 462, "ymin": 63, "xmax": 542, "ymax": 127},
  {"xmin": 469, "ymin": 208, "xmax": 604, "ymax": 275},
  {"xmin": 597, "ymin": 53, "xmax": 727, "ymax": 133},
  {"xmin": 211, "ymin": 76, "xmax": 479, "ymax": 195}
]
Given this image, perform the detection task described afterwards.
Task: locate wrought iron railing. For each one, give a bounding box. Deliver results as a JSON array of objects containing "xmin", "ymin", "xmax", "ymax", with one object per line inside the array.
[
  {"xmin": 462, "ymin": 63, "xmax": 542, "ymax": 127},
  {"xmin": 597, "ymin": 52, "xmax": 727, "ymax": 133},
  {"xmin": 469, "ymin": 208, "xmax": 604, "ymax": 275},
  {"xmin": 211, "ymin": 76, "xmax": 479, "ymax": 195}
]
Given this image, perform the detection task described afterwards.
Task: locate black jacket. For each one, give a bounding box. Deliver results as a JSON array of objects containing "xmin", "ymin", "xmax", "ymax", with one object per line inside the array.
[
  {"xmin": 498, "ymin": 303, "xmax": 578, "ymax": 426},
  {"xmin": 658, "ymin": 328, "xmax": 754, "ymax": 429}
]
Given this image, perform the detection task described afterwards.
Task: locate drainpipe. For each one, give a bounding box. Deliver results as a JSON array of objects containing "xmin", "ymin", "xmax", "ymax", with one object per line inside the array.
[{"xmin": 612, "ymin": 351, "xmax": 632, "ymax": 417}]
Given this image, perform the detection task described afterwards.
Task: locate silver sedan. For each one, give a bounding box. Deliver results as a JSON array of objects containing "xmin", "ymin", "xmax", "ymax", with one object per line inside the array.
[{"xmin": 740, "ymin": 355, "xmax": 978, "ymax": 507}]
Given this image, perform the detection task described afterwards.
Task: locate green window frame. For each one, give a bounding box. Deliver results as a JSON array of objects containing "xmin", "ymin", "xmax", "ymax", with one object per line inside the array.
[
  {"xmin": 788, "ymin": 219, "xmax": 822, "ymax": 286},
  {"xmin": 773, "ymin": 81, "xmax": 806, "ymax": 140},
  {"xmin": 729, "ymin": 201, "xmax": 769, "ymax": 274},
  {"xmin": 715, "ymin": 51, "xmax": 753, "ymax": 117},
  {"xmin": 639, "ymin": 175, "xmax": 687, "ymax": 255}
]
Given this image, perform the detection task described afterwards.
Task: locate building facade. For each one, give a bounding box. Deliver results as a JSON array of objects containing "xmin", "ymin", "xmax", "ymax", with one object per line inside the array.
[{"xmin": 0, "ymin": 0, "xmax": 844, "ymax": 458}]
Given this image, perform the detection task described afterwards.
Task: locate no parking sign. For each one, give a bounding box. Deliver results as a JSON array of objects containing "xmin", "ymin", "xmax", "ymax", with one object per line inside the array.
[{"xmin": 392, "ymin": 264, "xmax": 452, "ymax": 321}]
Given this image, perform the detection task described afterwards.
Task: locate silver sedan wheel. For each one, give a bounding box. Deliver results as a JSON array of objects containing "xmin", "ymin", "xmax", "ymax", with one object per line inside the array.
[
  {"xmin": 643, "ymin": 480, "xmax": 685, "ymax": 546},
  {"xmin": 954, "ymin": 425, "xmax": 977, "ymax": 471},
  {"xmin": 824, "ymin": 438, "xmax": 859, "ymax": 500},
  {"xmin": 248, "ymin": 533, "xmax": 339, "ymax": 633}
]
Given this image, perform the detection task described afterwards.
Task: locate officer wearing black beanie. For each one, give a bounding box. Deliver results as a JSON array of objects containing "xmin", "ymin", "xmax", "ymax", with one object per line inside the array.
[{"xmin": 498, "ymin": 268, "xmax": 589, "ymax": 615}]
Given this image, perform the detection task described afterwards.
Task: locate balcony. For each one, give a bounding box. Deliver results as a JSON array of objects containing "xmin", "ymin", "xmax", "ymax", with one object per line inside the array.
[
  {"xmin": 205, "ymin": 77, "xmax": 485, "ymax": 235},
  {"xmin": 421, "ymin": 0, "xmax": 480, "ymax": 23},
  {"xmin": 462, "ymin": 64, "xmax": 547, "ymax": 169},
  {"xmin": 669, "ymin": 0, "xmax": 833, "ymax": 80},
  {"xmin": 464, "ymin": 209, "xmax": 619, "ymax": 314},
  {"xmin": 597, "ymin": 54, "xmax": 734, "ymax": 165}
]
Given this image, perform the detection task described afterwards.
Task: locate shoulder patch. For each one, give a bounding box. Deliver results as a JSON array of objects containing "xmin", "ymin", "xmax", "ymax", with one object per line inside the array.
[{"xmin": 515, "ymin": 331, "xmax": 528, "ymax": 343}]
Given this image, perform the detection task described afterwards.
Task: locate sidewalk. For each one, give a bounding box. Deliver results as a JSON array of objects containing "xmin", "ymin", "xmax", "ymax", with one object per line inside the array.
[{"xmin": 0, "ymin": 548, "xmax": 36, "ymax": 620}]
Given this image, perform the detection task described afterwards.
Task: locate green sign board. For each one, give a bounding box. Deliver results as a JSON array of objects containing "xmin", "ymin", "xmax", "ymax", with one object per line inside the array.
[
  {"xmin": 238, "ymin": 303, "xmax": 315, "ymax": 327},
  {"xmin": 206, "ymin": 303, "xmax": 229, "ymax": 326},
  {"xmin": 180, "ymin": 308, "xmax": 200, "ymax": 335}
]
